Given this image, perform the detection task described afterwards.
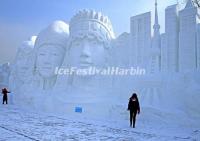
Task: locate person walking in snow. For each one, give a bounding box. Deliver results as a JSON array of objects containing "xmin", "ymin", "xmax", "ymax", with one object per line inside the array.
[
  {"xmin": 2, "ymin": 88, "xmax": 10, "ymax": 104},
  {"xmin": 128, "ymin": 93, "xmax": 140, "ymax": 128}
]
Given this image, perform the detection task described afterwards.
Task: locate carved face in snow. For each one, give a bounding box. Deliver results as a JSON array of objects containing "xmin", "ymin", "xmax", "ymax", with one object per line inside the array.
[
  {"xmin": 36, "ymin": 45, "xmax": 65, "ymax": 78},
  {"xmin": 15, "ymin": 54, "xmax": 34, "ymax": 80},
  {"xmin": 14, "ymin": 37, "xmax": 36, "ymax": 82},
  {"xmin": 69, "ymin": 37, "xmax": 107, "ymax": 68}
]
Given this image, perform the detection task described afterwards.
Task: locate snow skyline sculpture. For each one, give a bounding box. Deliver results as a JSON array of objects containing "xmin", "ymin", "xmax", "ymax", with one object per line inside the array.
[{"xmin": 2, "ymin": 0, "xmax": 199, "ymax": 118}]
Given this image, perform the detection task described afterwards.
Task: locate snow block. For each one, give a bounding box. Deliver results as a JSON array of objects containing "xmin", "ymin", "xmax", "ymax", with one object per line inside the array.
[{"xmin": 75, "ymin": 107, "xmax": 83, "ymax": 113}]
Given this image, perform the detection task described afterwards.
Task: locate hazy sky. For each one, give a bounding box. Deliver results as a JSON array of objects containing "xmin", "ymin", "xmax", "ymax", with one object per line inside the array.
[{"xmin": 0, "ymin": 0, "xmax": 178, "ymax": 64}]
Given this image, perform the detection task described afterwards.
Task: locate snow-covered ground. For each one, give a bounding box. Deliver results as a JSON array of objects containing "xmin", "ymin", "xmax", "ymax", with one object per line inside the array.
[{"xmin": 0, "ymin": 104, "xmax": 199, "ymax": 141}]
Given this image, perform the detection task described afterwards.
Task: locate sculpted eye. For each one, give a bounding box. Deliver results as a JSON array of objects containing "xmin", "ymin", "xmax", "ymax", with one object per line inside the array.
[
  {"xmin": 39, "ymin": 53, "xmax": 45, "ymax": 56},
  {"xmin": 73, "ymin": 41, "xmax": 81, "ymax": 47},
  {"xmin": 76, "ymin": 43, "xmax": 80, "ymax": 46},
  {"xmin": 53, "ymin": 53, "xmax": 58, "ymax": 56},
  {"xmin": 91, "ymin": 40, "xmax": 97, "ymax": 45}
]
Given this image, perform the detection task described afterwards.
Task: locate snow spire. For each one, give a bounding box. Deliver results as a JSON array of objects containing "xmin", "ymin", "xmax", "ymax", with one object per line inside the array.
[
  {"xmin": 185, "ymin": 0, "xmax": 193, "ymax": 9},
  {"xmin": 153, "ymin": 0, "xmax": 160, "ymax": 36},
  {"xmin": 150, "ymin": 0, "xmax": 161, "ymax": 73}
]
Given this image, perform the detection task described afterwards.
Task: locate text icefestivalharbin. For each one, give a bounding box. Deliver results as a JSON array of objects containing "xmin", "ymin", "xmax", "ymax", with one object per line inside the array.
[{"xmin": 54, "ymin": 67, "xmax": 146, "ymax": 76}]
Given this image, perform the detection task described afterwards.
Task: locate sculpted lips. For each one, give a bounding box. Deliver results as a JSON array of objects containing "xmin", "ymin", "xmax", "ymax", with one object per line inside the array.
[
  {"xmin": 79, "ymin": 61, "xmax": 93, "ymax": 67},
  {"xmin": 41, "ymin": 66, "xmax": 52, "ymax": 70},
  {"xmin": 21, "ymin": 67, "xmax": 29, "ymax": 70}
]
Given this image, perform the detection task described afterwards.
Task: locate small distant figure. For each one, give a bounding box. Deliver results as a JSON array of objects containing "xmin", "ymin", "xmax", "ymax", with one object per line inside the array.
[
  {"xmin": 1, "ymin": 88, "xmax": 10, "ymax": 104},
  {"xmin": 127, "ymin": 93, "xmax": 140, "ymax": 128}
]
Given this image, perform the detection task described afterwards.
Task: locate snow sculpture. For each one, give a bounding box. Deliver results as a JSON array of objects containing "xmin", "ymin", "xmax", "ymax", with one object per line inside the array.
[
  {"xmin": 33, "ymin": 21, "xmax": 69, "ymax": 90},
  {"xmin": 165, "ymin": 4, "xmax": 179, "ymax": 72},
  {"xmin": 8, "ymin": 36, "xmax": 36, "ymax": 104},
  {"xmin": 54, "ymin": 10, "xmax": 116, "ymax": 117},
  {"xmin": 111, "ymin": 32, "xmax": 131, "ymax": 67},
  {"xmin": 150, "ymin": 0, "xmax": 161, "ymax": 73},
  {"xmin": 130, "ymin": 12, "xmax": 151, "ymax": 69},
  {"xmin": 9, "ymin": 36, "xmax": 36, "ymax": 92},
  {"xmin": 7, "ymin": 1, "xmax": 200, "ymax": 120},
  {"xmin": 179, "ymin": 0, "xmax": 198, "ymax": 72}
]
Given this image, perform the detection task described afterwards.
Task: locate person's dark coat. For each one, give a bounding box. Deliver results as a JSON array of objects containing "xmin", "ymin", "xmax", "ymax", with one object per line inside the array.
[
  {"xmin": 128, "ymin": 95, "xmax": 140, "ymax": 113},
  {"xmin": 2, "ymin": 88, "xmax": 10, "ymax": 104}
]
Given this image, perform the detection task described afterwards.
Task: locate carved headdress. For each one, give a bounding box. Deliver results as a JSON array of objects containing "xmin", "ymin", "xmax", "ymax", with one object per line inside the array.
[
  {"xmin": 69, "ymin": 9, "xmax": 115, "ymax": 48},
  {"xmin": 35, "ymin": 21, "xmax": 69, "ymax": 51},
  {"xmin": 16, "ymin": 36, "xmax": 37, "ymax": 59}
]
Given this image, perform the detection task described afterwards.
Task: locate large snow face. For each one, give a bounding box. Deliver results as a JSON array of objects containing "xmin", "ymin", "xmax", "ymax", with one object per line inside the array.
[
  {"xmin": 36, "ymin": 45, "xmax": 65, "ymax": 78},
  {"xmin": 15, "ymin": 56, "xmax": 34, "ymax": 81},
  {"xmin": 68, "ymin": 10, "xmax": 115, "ymax": 69},
  {"xmin": 34, "ymin": 21, "xmax": 69, "ymax": 80},
  {"xmin": 69, "ymin": 37, "xmax": 107, "ymax": 68},
  {"xmin": 14, "ymin": 38, "xmax": 36, "ymax": 82}
]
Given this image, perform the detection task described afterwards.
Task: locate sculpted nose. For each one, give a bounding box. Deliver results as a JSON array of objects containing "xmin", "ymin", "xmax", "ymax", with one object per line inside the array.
[
  {"xmin": 81, "ymin": 43, "xmax": 91, "ymax": 58},
  {"xmin": 44, "ymin": 54, "xmax": 52, "ymax": 64}
]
